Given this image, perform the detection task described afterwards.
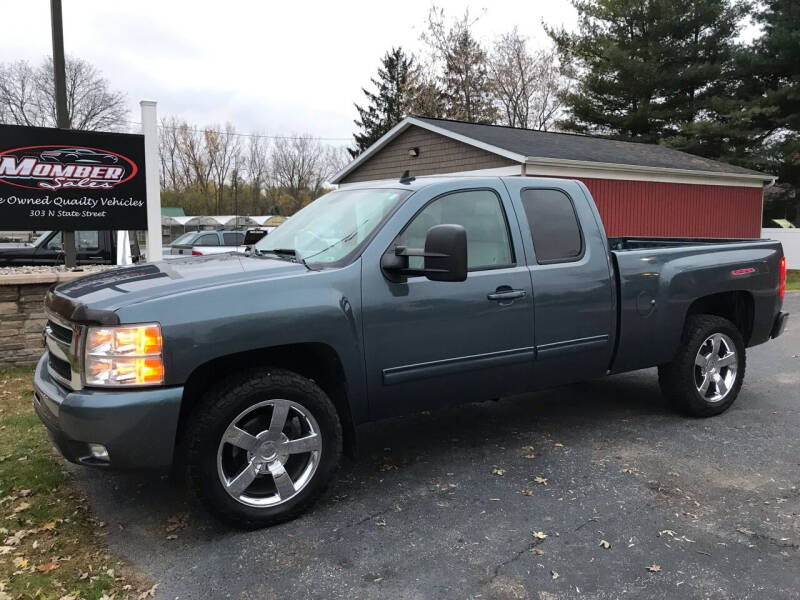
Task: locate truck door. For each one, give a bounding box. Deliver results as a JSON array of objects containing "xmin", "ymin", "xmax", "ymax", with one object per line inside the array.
[
  {"xmin": 361, "ymin": 180, "xmax": 535, "ymax": 419},
  {"xmin": 502, "ymin": 179, "xmax": 615, "ymax": 388}
]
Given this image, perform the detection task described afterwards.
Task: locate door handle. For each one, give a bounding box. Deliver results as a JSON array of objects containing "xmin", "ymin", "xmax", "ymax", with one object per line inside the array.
[{"xmin": 487, "ymin": 288, "xmax": 527, "ymax": 301}]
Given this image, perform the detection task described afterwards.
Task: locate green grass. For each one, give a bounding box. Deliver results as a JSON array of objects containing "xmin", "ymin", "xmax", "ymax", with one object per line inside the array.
[
  {"xmin": 787, "ymin": 269, "xmax": 800, "ymax": 292},
  {"xmin": 0, "ymin": 367, "xmax": 152, "ymax": 600}
]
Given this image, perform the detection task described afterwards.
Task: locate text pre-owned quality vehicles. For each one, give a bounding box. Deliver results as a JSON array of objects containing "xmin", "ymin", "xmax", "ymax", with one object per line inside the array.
[{"xmin": 33, "ymin": 176, "xmax": 789, "ymax": 528}]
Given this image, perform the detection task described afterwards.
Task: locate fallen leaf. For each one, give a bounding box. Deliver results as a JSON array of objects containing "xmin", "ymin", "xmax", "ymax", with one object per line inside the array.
[
  {"xmin": 659, "ymin": 529, "xmax": 676, "ymax": 537},
  {"xmin": 646, "ymin": 564, "xmax": 661, "ymax": 573},
  {"xmin": 39, "ymin": 521, "xmax": 57, "ymax": 531},
  {"xmin": 554, "ymin": 443, "xmax": 564, "ymax": 447},
  {"xmin": 17, "ymin": 490, "xmax": 31, "ymax": 497},
  {"xmin": 599, "ymin": 540, "xmax": 611, "ymax": 549},
  {"xmin": 530, "ymin": 548, "xmax": 544, "ymax": 555},
  {"xmin": 533, "ymin": 476, "xmax": 548, "ymax": 485},
  {"xmin": 12, "ymin": 502, "xmax": 30, "ymax": 513},
  {"xmin": 36, "ymin": 561, "xmax": 60, "ymax": 573},
  {"xmin": 532, "ymin": 531, "xmax": 548, "ymax": 540},
  {"xmin": 137, "ymin": 584, "xmax": 159, "ymax": 599},
  {"xmin": 12, "ymin": 556, "xmax": 28, "ymax": 568},
  {"xmin": 522, "ymin": 489, "xmax": 534, "ymax": 496},
  {"xmin": 166, "ymin": 534, "xmax": 177, "ymax": 540},
  {"xmin": 492, "ymin": 467, "xmax": 506, "ymax": 476},
  {"xmin": 551, "ymin": 570, "xmax": 559, "ymax": 579},
  {"xmin": 0, "ymin": 546, "xmax": 13, "ymax": 555}
]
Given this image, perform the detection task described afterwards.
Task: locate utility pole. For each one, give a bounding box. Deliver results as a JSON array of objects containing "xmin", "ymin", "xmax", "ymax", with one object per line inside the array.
[{"xmin": 50, "ymin": 0, "xmax": 77, "ymax": 269}]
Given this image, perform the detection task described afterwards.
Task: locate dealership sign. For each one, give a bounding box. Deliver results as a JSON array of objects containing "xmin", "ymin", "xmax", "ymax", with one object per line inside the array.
[{"xmin": 0, "ymin": 124, "xmax": 147, "ymax": 230}]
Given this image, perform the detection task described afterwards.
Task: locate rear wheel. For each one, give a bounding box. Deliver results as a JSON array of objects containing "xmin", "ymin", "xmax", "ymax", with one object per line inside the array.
[
  {"xmin": 658, "ymin": 315, "xmax": 746, "ymax": 417},
  {"xmin": 186, "ymin": 368, "xmax": 342, "ymax": 528}
]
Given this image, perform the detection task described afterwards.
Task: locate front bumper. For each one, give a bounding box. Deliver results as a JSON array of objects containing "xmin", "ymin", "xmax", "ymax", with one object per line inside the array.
[
  {"xmin": 771, "ymin": 312, "xmax": 789, "ymax": 339},
  {"xmin": 33, "ymin": 354, "xmax": 184, "ymax": 470}
]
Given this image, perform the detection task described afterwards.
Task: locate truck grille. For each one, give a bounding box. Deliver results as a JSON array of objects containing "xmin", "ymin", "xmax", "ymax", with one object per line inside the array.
[
  {"xmin": 48, "ymin": 353, "xmax": 72, "ymax": 381},
  {"xmin": 44, "ymin": 312, "xmax": 83, "ymax": 390},
  {"xmin": 45, "ymin": 319, "xmax": 73, "ymax": 344}
]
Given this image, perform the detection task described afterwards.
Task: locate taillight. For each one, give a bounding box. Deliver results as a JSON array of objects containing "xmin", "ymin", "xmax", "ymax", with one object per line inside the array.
[
  {"xmin": 779, "ymin": 256, "xmax": 786, "ymax": 299},
  {"xmin": 192, "ymin": 250, "xmax": 203, "ymax": 256}
]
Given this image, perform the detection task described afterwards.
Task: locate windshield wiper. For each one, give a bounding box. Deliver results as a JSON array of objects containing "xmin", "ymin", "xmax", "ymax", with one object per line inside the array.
[{"xmin": 257, "ymin": 247, "xmax": 312, "ymax": 270}]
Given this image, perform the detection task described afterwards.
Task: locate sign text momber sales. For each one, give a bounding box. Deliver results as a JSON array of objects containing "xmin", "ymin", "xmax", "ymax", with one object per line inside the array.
[{"xmin": 0, "ymin": 124, "xmax": 147, "ymax": 230}]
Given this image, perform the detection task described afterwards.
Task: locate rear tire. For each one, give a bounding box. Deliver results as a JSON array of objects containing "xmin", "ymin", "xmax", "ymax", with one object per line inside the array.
[
  {"xmin": 658, "ymin": 315, "xmax": 746, "ymax": 417},
  {"xmin": 186, "ymin": 368, "xmax": 342, "ymax": 528}
]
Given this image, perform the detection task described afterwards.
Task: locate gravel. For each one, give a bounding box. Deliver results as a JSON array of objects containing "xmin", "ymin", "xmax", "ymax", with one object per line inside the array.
[{"xmin": 0, "ymin": 264, "xmax": 117, "ymax": 277}]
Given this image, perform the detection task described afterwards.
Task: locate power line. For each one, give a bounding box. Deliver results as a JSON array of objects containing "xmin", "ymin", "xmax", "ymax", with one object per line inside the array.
[{"xmin": 122, "ymin": 119, "xmax": 352, "ymax": 142}]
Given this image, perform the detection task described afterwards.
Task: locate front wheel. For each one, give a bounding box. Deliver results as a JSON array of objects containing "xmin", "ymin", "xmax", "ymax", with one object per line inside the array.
[
  {"xmin": 186, "ymin": 368, "xmax": 342, "ymax": 528},
  {"xmin": 658, "ymin": 315, "xmax": 746, "ymax": 417}
]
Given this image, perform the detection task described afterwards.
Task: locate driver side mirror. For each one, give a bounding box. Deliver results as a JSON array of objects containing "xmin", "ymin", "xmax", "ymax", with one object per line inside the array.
[{"xmin": 381, "ymin": 224, "xmax": 468, "ymax": 283}]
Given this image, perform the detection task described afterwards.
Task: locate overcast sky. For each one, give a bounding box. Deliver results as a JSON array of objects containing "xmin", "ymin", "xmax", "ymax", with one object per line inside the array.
[{"xmin": 0, "ymin": 0, "xmax": 581, "ymax": 145}]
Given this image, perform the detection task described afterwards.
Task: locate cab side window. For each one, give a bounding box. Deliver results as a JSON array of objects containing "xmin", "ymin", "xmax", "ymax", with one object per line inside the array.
[
  {"xmin": 196, "ymin": 233, "xmax": 220, "ymax": 246},
  {"xmin": 520, "ymin": 189, "xmax": 583, "ymax": 264},
  {"xmin": 395, "ymin": 189, "xmax": 513, "ymax": 270}
]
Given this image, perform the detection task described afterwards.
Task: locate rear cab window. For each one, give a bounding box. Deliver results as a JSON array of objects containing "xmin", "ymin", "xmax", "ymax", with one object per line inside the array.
[
  {"xmin": 519, "ymin": 189, "xmax": 584, "ymax": 264},
  {"xmin": 223, "ymin": 232, "xmax": 244, "ymax": 245}
]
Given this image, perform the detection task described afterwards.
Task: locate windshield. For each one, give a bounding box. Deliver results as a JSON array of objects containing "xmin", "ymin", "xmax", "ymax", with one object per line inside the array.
[
  {"xmin": 32, "ymin": 231, "xmax": 52, "ymax": 246},
  {"xmin": 255, "ymin": 188, "xmax": 410, "ymax": 265},
  {"xmin": 171, "ymin": 232, "xmax": 199, "ymax": 245}
]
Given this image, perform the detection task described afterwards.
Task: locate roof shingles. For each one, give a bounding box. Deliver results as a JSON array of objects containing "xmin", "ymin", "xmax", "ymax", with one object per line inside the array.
[{"xmin": 414, "ymin": 117, "xmax": 765, "ymax": 177}]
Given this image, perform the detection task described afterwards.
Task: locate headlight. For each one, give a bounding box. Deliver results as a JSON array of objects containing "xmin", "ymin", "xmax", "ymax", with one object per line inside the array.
[{"xmin": 84, "ymin": 323, "xmax": 164, "ymax": 386}]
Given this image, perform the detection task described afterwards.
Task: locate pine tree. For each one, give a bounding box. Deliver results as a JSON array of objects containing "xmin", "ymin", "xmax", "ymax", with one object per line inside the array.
[
  {"xmin": 547, "ymin": 0, "xmax": 745, "ymax": 142},
  {"xmin": 738, "ymin": 0, "xmax": 800, "ymax": 223},
  {"xmin": 350, "ymin": 48, "xmax": 414, "ymax": 158}
]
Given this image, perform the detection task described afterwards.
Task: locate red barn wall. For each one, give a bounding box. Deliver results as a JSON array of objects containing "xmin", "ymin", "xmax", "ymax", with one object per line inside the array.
[{"xmin": 529, "ymin": 175, "xmax": 763, "ymax": 238}]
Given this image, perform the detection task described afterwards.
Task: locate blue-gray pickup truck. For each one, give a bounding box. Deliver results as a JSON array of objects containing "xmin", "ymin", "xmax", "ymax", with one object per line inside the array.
[{"xmin": 33, "ymin": 176, "xmax": 789, "ymax": 527}]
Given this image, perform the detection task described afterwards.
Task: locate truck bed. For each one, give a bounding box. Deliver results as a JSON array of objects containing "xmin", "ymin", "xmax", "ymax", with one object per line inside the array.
[{"xmin": 608, "ymin": 237, "xmax": 784, "ymax": 375}]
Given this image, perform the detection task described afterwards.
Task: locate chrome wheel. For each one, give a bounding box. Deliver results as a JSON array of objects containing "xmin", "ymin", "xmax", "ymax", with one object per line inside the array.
[
  {"xmin": 217, "ymin": 399, "xmax": 322, "ymax": 507},
  {"xmin": 694, "ymin": 333, "xmax": 738, "ymax": 403}
]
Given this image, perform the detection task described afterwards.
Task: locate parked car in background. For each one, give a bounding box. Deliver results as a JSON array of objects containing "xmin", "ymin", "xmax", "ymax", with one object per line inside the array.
[
  {"xmin": 166, "ymin": 230, "xmax": 247, "ymax": 257},
  {"xmin": 35, "ymin": 176, "xmax": 788, "ymax": 528},
  {"xmin": 0, "ymin": 230, "xmax": 139, "ymax": 266},
  {"xmin": 243, "ymin": 227, "xmax": 270, "ymax": 250}
]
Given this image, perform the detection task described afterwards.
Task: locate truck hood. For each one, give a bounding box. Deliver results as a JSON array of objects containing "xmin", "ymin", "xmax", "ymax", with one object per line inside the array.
[{"xmin": 49, "ymin": 253, "xmax": 307, "ymax": 317}]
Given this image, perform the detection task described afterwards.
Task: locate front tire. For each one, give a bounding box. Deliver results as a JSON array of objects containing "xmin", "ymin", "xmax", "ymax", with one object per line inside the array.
[
  {"xmin": 186, "ymin": 368, "xmax": 342, "ymax": 528},
  {"xmin": 658, "ymin": 315, "xmax": 746, "ymax": 417}
]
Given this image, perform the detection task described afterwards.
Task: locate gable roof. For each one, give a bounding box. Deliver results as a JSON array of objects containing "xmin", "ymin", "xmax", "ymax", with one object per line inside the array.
[{"xmin": 332, "ymin": 116, "xmax": 773, "ymax": 185}]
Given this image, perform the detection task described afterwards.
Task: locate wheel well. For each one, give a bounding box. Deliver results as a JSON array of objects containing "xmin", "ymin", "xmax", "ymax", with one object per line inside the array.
[
  {"xmin": 685, "ymin": 291, "xmax": 754, "ymax": 344},
  {"xmin": 177, "ymin": 343, "xmax": 357, "ymax": 458}
]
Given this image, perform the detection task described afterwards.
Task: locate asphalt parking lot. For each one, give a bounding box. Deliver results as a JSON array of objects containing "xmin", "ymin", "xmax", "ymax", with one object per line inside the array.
[{"xmin": 71, "ymin": 294, "xmax": 799, "ymax": 600}]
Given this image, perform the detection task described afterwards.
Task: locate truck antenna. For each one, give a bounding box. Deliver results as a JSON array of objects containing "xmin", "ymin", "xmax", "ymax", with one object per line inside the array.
[{"xmin": 399, "ymin": 170, "xmax": 415, "ymax": 184}]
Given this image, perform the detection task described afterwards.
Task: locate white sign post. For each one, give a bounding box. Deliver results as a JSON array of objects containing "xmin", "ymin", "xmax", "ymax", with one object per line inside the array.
[{"xmin": 140, "ymin": 100, "xmax": 162, "ymax": 262}]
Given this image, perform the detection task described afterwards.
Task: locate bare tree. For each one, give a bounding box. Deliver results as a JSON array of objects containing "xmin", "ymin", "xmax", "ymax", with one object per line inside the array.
[
  {"xmin": 0, "ymin": 56, "xmax": 128, "ymax": 131},
  {"xmin": 244, "ymin": 135, "xmax": 270, "ymax": 207},
  {"xmin": 489, "ymin": 30, "xmax": 573, "ymax": 131},
  {"xmin": 527, "ymin": 49, "xmax": 573, "ymax": 131},
  {"xmin": 178, "ymin": 123, "xmax": 214, "ymax": 212},
  {"xmin": 159, "ymin": 116, "xmax": 187, "ymax": 190},
  {"xmin": 205, "ymin": 123, "xmax": 241, "ymax": 213},
  {"xmin": 421, "ymin": 7, "xmax": 496, "ymax": 123}
]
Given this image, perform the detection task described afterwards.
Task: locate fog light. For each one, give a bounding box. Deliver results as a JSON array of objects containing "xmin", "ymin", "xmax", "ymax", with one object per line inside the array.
[{"xmin": 88, "ymin": 443, "xmax": 109, "ymax": 462}]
